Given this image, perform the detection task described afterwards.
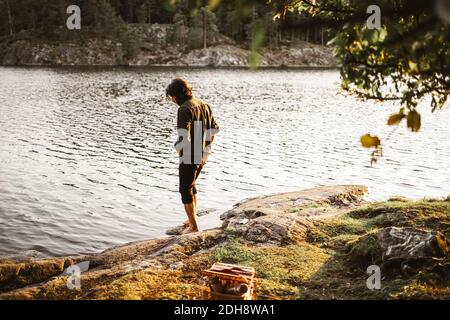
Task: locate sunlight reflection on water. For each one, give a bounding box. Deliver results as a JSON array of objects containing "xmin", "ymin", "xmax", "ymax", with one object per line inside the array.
[{"xmin": 0, "ymin": 67, "xmax": 449, "ymax": 258}]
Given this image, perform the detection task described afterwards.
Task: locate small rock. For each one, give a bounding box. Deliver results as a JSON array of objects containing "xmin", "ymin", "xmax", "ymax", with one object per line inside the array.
[
  {"xmin": 238, "ymin": 218, "xmax": 249, "ymax": 225},
  {"xmin": 165, "ymin": 225, "xmax": 186, "ymax": 236}
]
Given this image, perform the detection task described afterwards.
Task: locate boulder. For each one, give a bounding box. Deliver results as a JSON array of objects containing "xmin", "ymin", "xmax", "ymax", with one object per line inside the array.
[
  {"xmin": 348, "ymin": 227, "xmax": 448, "ymax": 270},
  {"xmin": 0, "ymin": 259, "xmax": 68, "ymax": 291},
  {"xmin": 221, "ymin": 185, "xmax": 368, "ymax": 244},
  {"xmin": 378, "ymin": 227, "xmax": 448, "ymax": 261}
]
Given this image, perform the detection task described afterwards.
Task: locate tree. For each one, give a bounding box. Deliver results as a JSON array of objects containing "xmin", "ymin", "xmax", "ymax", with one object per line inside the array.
[
  {"xmin": 202, "ymin": 7, "xmax": 207, "ymax": 49},
  {"xmin": 267, "ymin": 0, "xmax": 449, "ymax": 161},
  {"xmin": 189, "ymin": 6, "xmax": 218, "ymax": 49},
  {"xmin": 202, "ymin": 6, "xmax": 219, "ymax": 49},
  {"xmin": 137, "ymin": 0, "xmax": 155, "ymax": 24},
  {"xmin": 264, "ymin": 10, "xmax": 280, "ymax": 49},
  {"xmin": 225, "ymin": 8, "xmax": 242, "ymax": 41},
  {"xmin": 4, "ymin": 0, "xmax": 15, "ymax": 36},
  {"xmin": 173, "ymin": 12, "xmax": 187, "ymax": 48},
  {"xmin": 41, "ymin": 0, "xmax": 64, "ymax": 34}
]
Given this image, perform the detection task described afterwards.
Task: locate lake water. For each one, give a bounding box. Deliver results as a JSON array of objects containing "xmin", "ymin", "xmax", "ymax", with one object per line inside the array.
[{"xmin": 0, "ymin": 67, "xmax": 449, "ymax": 259}]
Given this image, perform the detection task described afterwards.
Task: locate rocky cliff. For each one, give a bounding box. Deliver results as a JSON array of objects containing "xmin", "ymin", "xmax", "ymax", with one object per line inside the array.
[
  {"xmin": 0, "ymin": 185, "xmax": 448, "ymax": 300},
  {"xmin": 0, "ymin": 24, "xmax": 337, "ymax": 67}
]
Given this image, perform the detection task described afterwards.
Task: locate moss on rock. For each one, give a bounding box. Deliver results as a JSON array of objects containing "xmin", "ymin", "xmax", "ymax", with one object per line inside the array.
[
  {"xmin": 1, "ymin": 187, "xmax": 449, "ymax": 300},
  {"xmin": 347, "ymin": 231, "xmax": 383, "ymax": 268}
]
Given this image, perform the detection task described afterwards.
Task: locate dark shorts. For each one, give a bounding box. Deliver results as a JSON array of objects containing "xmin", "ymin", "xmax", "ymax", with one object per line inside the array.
[{"xmin": 179, "ymin": 163, "xmax": 203, "ymax": 204}]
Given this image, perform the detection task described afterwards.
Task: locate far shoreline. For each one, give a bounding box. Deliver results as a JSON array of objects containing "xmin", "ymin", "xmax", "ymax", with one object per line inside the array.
[{"xmin": 0, "ymin": 64, "xmax": 339, "ymax": 70}]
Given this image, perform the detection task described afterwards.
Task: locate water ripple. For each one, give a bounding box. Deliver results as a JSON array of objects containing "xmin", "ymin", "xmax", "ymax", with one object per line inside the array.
[{"xmin": 0, "ymin": 67, "xmax": 449, "ymax": 258}]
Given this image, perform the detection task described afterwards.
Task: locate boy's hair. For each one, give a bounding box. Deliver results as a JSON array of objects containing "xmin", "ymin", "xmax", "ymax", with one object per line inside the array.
[{"xmin": 166, "ymin": 78, "xmax": 193, "ymax": 103}]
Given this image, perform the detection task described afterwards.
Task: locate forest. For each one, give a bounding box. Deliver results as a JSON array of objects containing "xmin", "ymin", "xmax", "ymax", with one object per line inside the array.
[
  {"xmin": 0, "ymin": 0, "xmax": 328, "ymax": 49},
  {"xmin": 1, "ymin": 0, "xmax": 447, "ymax": 139}
]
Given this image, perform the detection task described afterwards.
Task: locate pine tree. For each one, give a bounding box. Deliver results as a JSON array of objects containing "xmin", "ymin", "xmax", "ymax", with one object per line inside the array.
[
  {"xmin": 137, "ymin": 0, "xmax": 155, "ymax": 24},
  {"xmin": 173, "ymin": 13, "xmax": 187, "ymax": 48},
  {"xmin": 189, "ymin": 6, "xmax": 218, "ymax": 49},
  {"xmin": 225, "ymin": 8, "xmax": 241, "ymax": 41},
  {"xmin": 4, "ymin": 0, "xmax": 15, "ymax": 36}
]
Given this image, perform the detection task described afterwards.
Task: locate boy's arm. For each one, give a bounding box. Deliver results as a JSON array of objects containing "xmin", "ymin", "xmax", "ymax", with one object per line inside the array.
[
  {"xmin": 174, "ymin": 107, "xmax": 191, "ymax": 155},
  {"xmin": 207, "ymin": 104, "xmax": 219, "ymax": 144},
  {"xmin": 209, "ymin": 105, "xmax": 219, "ymax": 132}
]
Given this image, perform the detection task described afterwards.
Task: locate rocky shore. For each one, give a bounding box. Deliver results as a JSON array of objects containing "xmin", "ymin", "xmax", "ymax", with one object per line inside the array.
[
  {"xmin": 0, "ymin": 185, "xmax": 448, "ymax": 300},
  {"xmin": 0, "ymin": 24, "xmax": 337, "ymax": 67}
]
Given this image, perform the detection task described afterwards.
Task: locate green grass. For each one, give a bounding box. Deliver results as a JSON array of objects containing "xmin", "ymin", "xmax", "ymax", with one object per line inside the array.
[
  {"xmin": 201, "ymin": 199, "xmax": 450, "ymax": 299},
  {"xmin": 308, "ymin": 199, "xmax": 450, "ymax": 251},
  {"xmin": 201, "ymin": 237, "xmax": 332, "ymax": 299},
  {"xmin": 348, "ymin": 199, "xmax": 450, "ymax": 237},
  {"xmin": 3, "ymin": 198, "xmax": 448, "ymax": 300}
]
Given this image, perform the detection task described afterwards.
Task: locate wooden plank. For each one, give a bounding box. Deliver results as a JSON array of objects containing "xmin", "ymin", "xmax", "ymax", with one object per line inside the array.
[
  {"xmin": 207, "ymin": 262, "xmax": 255, "ymax": 276},
  {"xmin": 212, "ymin": 265, "xmax": 254, "ymax": 273},
  {"xmin": 203, "ymin": 271, "xmax": 252, "ymax": 283},
  {"xmin": 204, "ymin": 263, "xmax": 256, "ymax": 300},
  {"xmin": 208, "ymin": 267, "xmax": 254, "ymax": 276}
]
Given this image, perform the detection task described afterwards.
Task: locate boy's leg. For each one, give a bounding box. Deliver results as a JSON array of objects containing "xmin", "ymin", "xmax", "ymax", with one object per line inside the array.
[
  {"xmin": 192, "ymin": 164, "xmax": 202, "ymax": 213},
  {"xmin": 183, "ymin": 192, "xmax": 197, "ymax": 227},
  {"xmin": 179, "ymin": 164, "xmax": 200, "ymax": 232},
  {"xmin": 182, "ymin": 202, "xmax": 198, "ymax": 232}
]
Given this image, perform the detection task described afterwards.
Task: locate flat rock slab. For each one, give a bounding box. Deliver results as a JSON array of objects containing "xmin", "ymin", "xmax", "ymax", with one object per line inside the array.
[
  {"xmin": 0, "ymin": 185, "xmax": 368, "ymax": 297},
  {"xmin": 221, "ymin": 185, "xmax": 368, "ymax": 245},
  {"xmin": 221, "ymin": 185, "xmax": 368, "ymax": 221}
]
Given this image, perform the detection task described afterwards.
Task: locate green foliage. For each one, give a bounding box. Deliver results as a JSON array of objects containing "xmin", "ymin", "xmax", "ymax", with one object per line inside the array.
[
  {"xmin": 333, "ymin": 2, "xmax": 449, "ymax": 118},
  {"xmin": 249, "ymin": 19, "xmax": 266, "ymax": 69},
  {"xmin": 136, "ymin": 0, "xmax": 156, "ymax": 23},
  {"xmin": 224, "ymin": 8, "xmax": 242, "ymax": 40},
  {"xmin": 94, "ymin": 0, "xmax": 126, "ymax": 37},
  {"xmin": 208, "ymin": 198, "xmax": 450, "ymax": 299},
  {"xmin": 188, "ymin": 6, "xmax": 219, "ymax": 49},
  {"xmin": 348, "ymin": 199, "xmax": 450, "ymax": 235},
  {"xmin": 268, "ymin": 0, "xmax": 449, "ymax": 158},
  {"xmin": 171, "ymin": 13, "xmax": 188, "ymax": 48},
  {"xmin": 0, "ymin": 0, "xmax": 304, "ymax": 52},
  {"xmin": 406, "ymin": 109, "xmax": 421, "ymax": 132},
  {"xmin": 387, "ymin": 109, "xmax": 406, "ymax": 126},
  {"xmin": 360, "ymin": 133, "xmax": 382, "ymax": 164},
  {"xmin": 360, "ymin": 134, "xmax": 380, "ymax": 148},
  {"xmin": 208, "ymin": 238, "xmax": 331, "ymax": 299}
]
